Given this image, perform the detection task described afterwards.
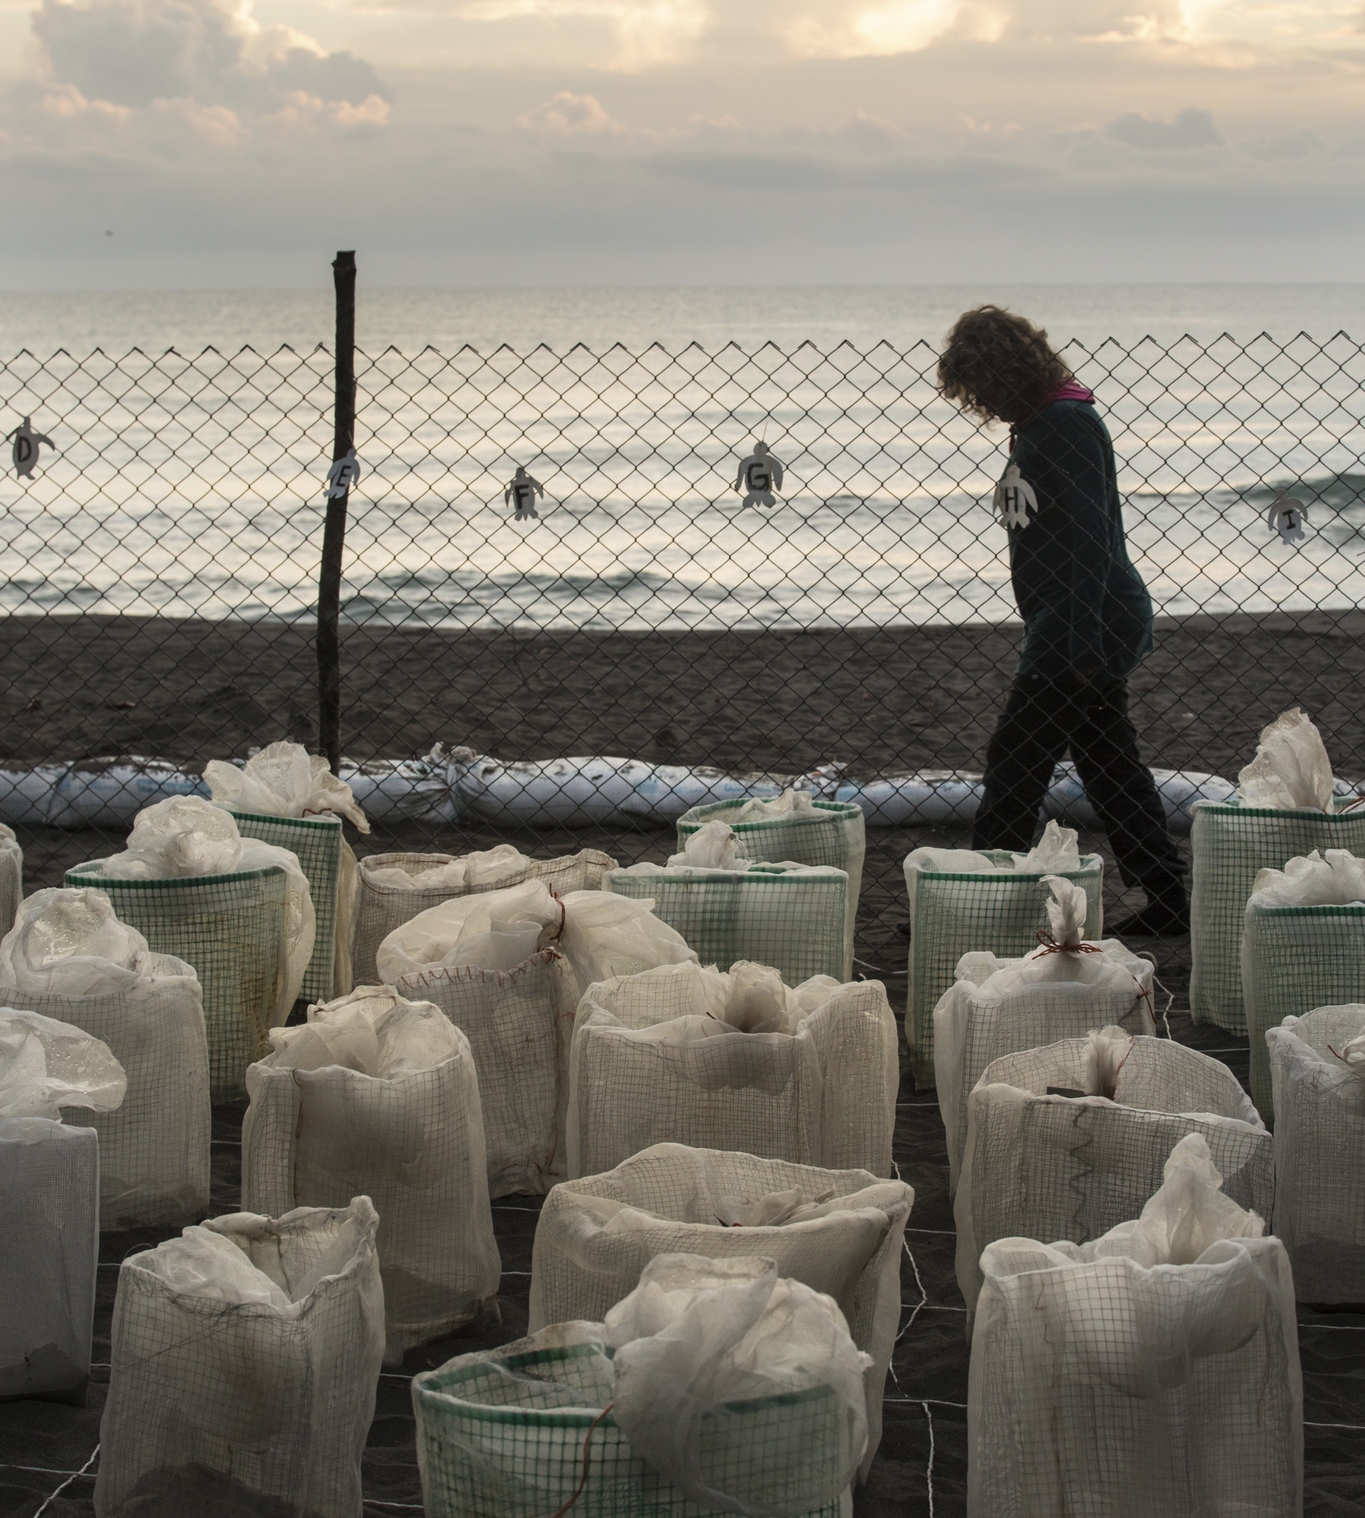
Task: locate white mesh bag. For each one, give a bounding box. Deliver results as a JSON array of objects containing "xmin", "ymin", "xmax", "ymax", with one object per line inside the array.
[
  {"xmin": 94, "ymin": 1197, "xmax": 385, "ymax": 1518},
  {"xmin": 207, "ymin": 741, "xmax": 371, "ymax": 1006},
  {"xmin": 528, "ymin": 1142, "xmax": 913, "ymax": 1473},
  {"xmin": 968, "ymin": 1135, "xmax": 1302, "ymax": 1518},
  {"xmin": 0, "ymin": 888, "xmax": 210, "ymax": 1228},
  {"xmin": 955, "ymin": 1028, "xmax": 1273, "ymax": 1311},
  {"xmin": 413, "ymin": 1254, "xmax": 871, "ymax": 1518},
  {"xmin": 379, "ymin": 880, "xmax": 694, "ymax": 1196},
  {"xmin": 242, "ymin": 986, "xmax": 500, "ymax": 1358},
  {"xmin": 352, "ymin": 845, "xmax": 615, "ymax": 985},
  {"xmin": 0, "ymin": 823, "xmax": 21, "ymax": 939},
  {"xmin": 677, "ymin": 793, "xmax": 865, "ymax": 973},
  {"xmin": 904, "ymin": 824, "xmax": 1104, "ymax": 1085},
  {"xmin": 0, "ymin": 1007, "xmax": 125, "ymax": 1405},
  {"xmin": 567, "ymin": 960, "xmax": 898, "ymax": 1180},
  {"xmin": 1267, "ymin": 1004, "xmax": 1365, "ymax": 1305},
  {"xmin": 65, "ymin": 796, "xmax": 316, "ymax": 1101},
  {"xmin": 1241, "ymin": 850, "xmax": 1365, "ymax": 1121},
  {"xmin": 606, "ymin": 859, "xmax": 849, "ymax": 985},
  {"xmin": 934, "ymin": 877, "xmax": 1155, "ymax": 1191}
]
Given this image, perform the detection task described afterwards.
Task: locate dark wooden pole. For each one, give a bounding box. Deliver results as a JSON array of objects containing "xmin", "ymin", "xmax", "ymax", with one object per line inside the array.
[{"xmin": 318, "ymin": 250, "xmax": 356, "ymax": 775}]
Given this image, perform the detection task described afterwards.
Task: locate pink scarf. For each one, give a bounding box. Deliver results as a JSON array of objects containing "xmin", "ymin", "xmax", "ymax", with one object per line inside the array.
[{"xmin": 1009, "ymin": 378, "xmax": 1096, "ymax": 448}]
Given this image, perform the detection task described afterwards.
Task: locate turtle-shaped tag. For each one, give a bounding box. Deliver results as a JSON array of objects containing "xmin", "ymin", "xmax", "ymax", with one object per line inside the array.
[
  {"xmin": 505, "ymin": 465, "xmax": 544, "ymax": 521},
  {"xmin": 325, "ymin": 448, "xmax": 361, "ymax": 501},
  {"xmin": 1266, "ymin": 487, "xmax": 1307, "ymax": 545},
  {"xmin": 994, "ymin": 462, "xmax": 1038, "ymax": 530},
  {"xmin": 734, "ymin": 441, "xmax": 784, "ymax": 509},
  {"xmin": 7, "ymin": 417, "xmax": 54, "ymax": 480}
]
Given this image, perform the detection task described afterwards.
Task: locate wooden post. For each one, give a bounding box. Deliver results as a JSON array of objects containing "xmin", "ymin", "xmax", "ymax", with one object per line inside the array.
[{"xmin": 318, "ymin": 250, "xmax": 356, "ymax": 776}]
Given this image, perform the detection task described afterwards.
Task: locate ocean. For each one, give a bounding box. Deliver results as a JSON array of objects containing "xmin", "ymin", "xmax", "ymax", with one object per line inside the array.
[{"xmin": 2, "ymin": 284, "xmax": 1363, "ymax": 631}]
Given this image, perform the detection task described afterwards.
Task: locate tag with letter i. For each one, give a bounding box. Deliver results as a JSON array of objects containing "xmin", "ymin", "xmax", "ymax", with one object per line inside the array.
[{"xmin": 994, "ymin": 463, "xmax": 1038, "ymax": 530}]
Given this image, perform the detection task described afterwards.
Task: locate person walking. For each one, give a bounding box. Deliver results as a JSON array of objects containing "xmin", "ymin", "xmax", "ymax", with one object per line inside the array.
[{"xmin": 937, "ymin": 304, "xmax": 1188, "ymax": 935}]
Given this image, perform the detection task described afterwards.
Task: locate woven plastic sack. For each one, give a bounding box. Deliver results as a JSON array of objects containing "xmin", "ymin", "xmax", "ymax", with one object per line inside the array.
[
  {"xmin": 243, "ymin": 986, "xmax": 500, "ymax": 1358},
  {"xmin": 0, "ymin": 823, "xmax": 20, "ymax": 939},
  {"xmin": 567, "ymin": 960, "xmax": 898, "ymax": 1180},
  {"xmin": 677, "ymin": 793, "xmax": 865, "ymax": 975},
  {"xmin": 0, "ymin": 1007, "xmax": 124, "ymax": 1405},
  {"xmin": 1241, "ymin": 851, "xmax": 1365, "ymax": 1122},
  {"xmin": 904, "ymin": 825, "xmax": 1104, "ymax": 1085},
  {"xmin": 955, "ymin": 1028, "xmax": 1273, "ymax": 1311},
  {"xmin": 968, "ymin": 1134, "xmax": 1302, "ymax": 1518},
  {"xmin": 352, "ymin": 845, "xmax": 615, "ymax": 985},
  {"xmin": 413, "ymin": 1254, "xmax": 869, "ymax": 1518},
  {"xmin": 528, "ymin": 1143, "xmax": 912, "ymax": 1473},
  {"xmin": 65, "ymin": 798, "xmax": 315, "ymax": 1100},
  {"xmin": 0, "ymin": 889, "xmax": 210, "ymax": 1228},
  {"xmin": 606, "ymin": 860, "xmax": 849, "ymax": 985},
  {"xmin": 94, "ymin": 1196, "xmax": 385, "ymax": 1518},
  {"xmin": 1267, "ymin": 1004, "xmax": 1365, "ymax": 1305}
]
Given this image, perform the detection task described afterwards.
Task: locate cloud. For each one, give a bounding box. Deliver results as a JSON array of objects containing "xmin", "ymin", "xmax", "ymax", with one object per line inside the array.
[
  {"xmin": 418, "ymin": 0, "xmax": 707, "ymax": 68},
  {"xmin": 518, "ymin": 90, "xmax": 622, "ymax": 133},
  {"xmin": 1107, "ymin": 107, "xmax": 1222, "ymax": 151},
  {"xmin": 1240, "ymin": 130, "xmax": 1326, "ymax": 161}
]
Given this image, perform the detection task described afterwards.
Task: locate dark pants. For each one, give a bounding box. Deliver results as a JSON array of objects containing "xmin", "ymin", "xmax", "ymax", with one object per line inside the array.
[{"xmin": 973, "ymin": 673, "xmax": 1186, "ymax": 906}]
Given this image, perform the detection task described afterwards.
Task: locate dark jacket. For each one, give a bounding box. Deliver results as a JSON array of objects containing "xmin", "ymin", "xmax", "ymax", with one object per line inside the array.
[{"xmin": 1006, "ymin": 399, "xmax": 1153, "ymax": 680}]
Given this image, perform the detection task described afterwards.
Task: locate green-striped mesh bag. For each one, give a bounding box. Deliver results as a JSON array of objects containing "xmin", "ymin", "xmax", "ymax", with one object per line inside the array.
[
  {"xmin": 1191, "ymin": 800, "xmax": 1365, "ymax": 1034},
  {"xmin": 676, "ymin": 797, "xmax": 865, "ymax": 975},
  {"xmin": 229, "ymin": 811, "xmax": 351, "ymax": 1005},
  {"xmin": 605, "ymin": 863, "xmax": 848, "ymax": 985},
  {"xmin": 1242, "ymin": 896, "xmax": 1365, "ymax": 1123},
  {"xmin": 63, "ymin": 862, "xmax": 288, "ymax": 1102},
  {"xmin": 902, "ymin": 851, "xmax": 1104, "ymax": 1087},
  {"xmin": 412, "ymin": 1337, "xmax": 847, "ymax": 1518}
]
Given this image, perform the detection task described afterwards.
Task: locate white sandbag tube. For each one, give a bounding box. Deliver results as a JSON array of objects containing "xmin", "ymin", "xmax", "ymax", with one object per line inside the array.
[
  {"xmin": 527, "ymin": 1143, "xmax": 913, "ymax": 1475},
  {"xmin": 968, "ymin": 1134, "xmax": 1301, "ymax": 1518},
  {"xmin": 0, "ymin": 824, "xmax": 20, "ymax": 939},
  {"xmin": 566, "ymin": 960, "xmax": 898, "ymax": 1180},
  {"xmin": 904, "ymin": 822, "xmax": 1104, "ymax": 1086},
  {"xmin": 242, "ymin": 986, "xmax": 500, "ymax": 1359},
  {"xmin": 1191, "ymin": 709, "xmax": 1365, "ymax": 1034},
  {"xmin": 0, "ymin": 1008, "xmax": 125, "ymax": 1404},
  {"xmin": 607, "ymin": 845, "xmax": 850, "ymax": 984},
  {"xmin": 954, "ymin": 1028, "xmax": 1273, "ymax": 1312},
  {"xmin": 207, "ymin": 741, "xmax": 370, "ymax": 1005},
  {"xmin": 94, "ymin": 1196, "xmax": 385, "ymax": 1518},
  {"xmin": 677, "ymin": 793, "xmax": 865, "ymax": 972},
  {"xmin": 934, "ymin": 877, "xmax": 1155, "ymax": 1191},
  {"xmin": 65, "ymin": 797, "xmax": 316, "ymax": 1101},
  {"xmin": 414, "ymin": 1253, "xmax": 871, "ymax": 1518},
  {"xmin": 352, "ymin": 844, "xmax": 615, "ymax": 986},
  {"xmin": 1267, "ymin": 1005, "xmax": 1365, "ymax": 1305},
  {"xmin": 0, "ymin": 889, "xmax": 210, "ymax": 1229},
  {"xmin": 1241, "ymin": 850, "xmax": 1365, "ymax": 1122},
  {"xmin": 378, "ymin": 879, "xmax": 693, "ymax": 1196}
]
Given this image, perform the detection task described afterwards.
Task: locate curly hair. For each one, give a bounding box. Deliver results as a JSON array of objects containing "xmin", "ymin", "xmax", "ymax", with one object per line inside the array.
[{"xmin": 937, "ymin": 305, "xmax": 1072, "ymax": 426}]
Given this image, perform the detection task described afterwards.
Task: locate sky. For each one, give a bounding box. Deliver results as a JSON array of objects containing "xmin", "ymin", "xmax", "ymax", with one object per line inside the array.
[{"xmin": 3, "ymin": 0, "xmax": 1365, "ymax": 287}]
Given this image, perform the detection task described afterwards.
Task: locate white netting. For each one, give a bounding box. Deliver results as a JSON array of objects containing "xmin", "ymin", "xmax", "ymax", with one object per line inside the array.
[
  {"xmin": 94, "ymin": 1197, "xmax": 385, "ymax": 1517},
  {"xmin": 352, "ymin": 845, "xmax": 615, "ymax": 985},
  {"xmin": 566, "ymin": 961, "xmax": 898, "ymax": 1180},
  {"xmin": 1267, "ymin": 1004, "xmax": 1365, "ymax": 1305},
  {"xmin": 0, "ymin": 824, "xmax": 20, "ymax": 941},
  {"xmin": 528, "ymin": 1142, "xmax": 913, "ymax": 1473},
  {"xmin": 955, "ymin": 1029, "xmax": 1273, "ymax": 1311},
  {"xmin": 242, "ymin": 986, "xmax": 499, "ymax": 1358},
  {"xmin": 0, "ymin": 889, "xmax": 209, "ymax": 1228},
  {"xmin": 968, "ymin": 1134, "xmax": 1302, "ymax": 1518}
]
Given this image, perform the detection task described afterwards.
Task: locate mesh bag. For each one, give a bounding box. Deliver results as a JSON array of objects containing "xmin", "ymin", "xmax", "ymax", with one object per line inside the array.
[
  {"xmin": 242, "ymin": 987, "xmax": 500, "ymax": 1358},
  {"xmin": 1190, "ymin": 799, "xmax": 1365, "ymax": 1033},
  {"xmin": 353, "ymin": 847, "xmax": 615, "ymax": 986},
  {"xmin": 934, "ymin": 940, "xmax": 1156, "ymax": 1193},
  {"xmin": 94, "ymin": 1197, "xmax": 385, "ymax": 1518},
  {"xmin": 528, "ymin": 1143, "xmax": 913, "ymax": 1474},
  {"xmin": 0, "ymin": 825, "xmax": 20, "ymax": 940},
  {"xmin": 567, "ymin": 962, "xmax": 898, "ymax": 1180},
  {"xmin": 390, "ymin": 949, "xmax": 580, "ymax": 1196},
  {"xmin": 63, "ymin": 863, "xmax": 291, "ymax": 1102},
  {"xmin": 1267, "ymin": 1005, "xmax": 1365, "ymax": 1306},
  {"xmin": 606, "ymin": 863, "xmax": 849, "ymax": 985},
  {"xmin": 903, "ymin": 850, "xmax": 1104, "ymax": 1085},
  {"xmin": 229, "ymin": 810, "xmax": 353, "ymax": 1005},
  {"xmin": 1243, "ymin": 897, "xmax": 1365, "ymax": 1123},
  {"xmin": 968, "ymin": 1137, "xmax": 1302, "ymax": 1518},
  {"xmin": 955, "ymin": 1031, "xmax": 1273, "ymax": 1311},
  {"xmin": 0, "ymin": 1119, "xmax": 98, "ymax": 1404}
]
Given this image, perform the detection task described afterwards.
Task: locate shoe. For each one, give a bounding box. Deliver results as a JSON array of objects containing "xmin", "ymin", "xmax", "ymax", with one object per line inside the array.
[{"xmin": 1109, "ymin": 900, "xmax": 1189, "ymax": 937}]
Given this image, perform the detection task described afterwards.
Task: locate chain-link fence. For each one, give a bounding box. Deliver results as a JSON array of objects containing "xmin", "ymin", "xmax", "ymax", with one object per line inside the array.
[{"xmin": 3, "ymin": 332, "xmax": 1364, "ymax": 968}]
